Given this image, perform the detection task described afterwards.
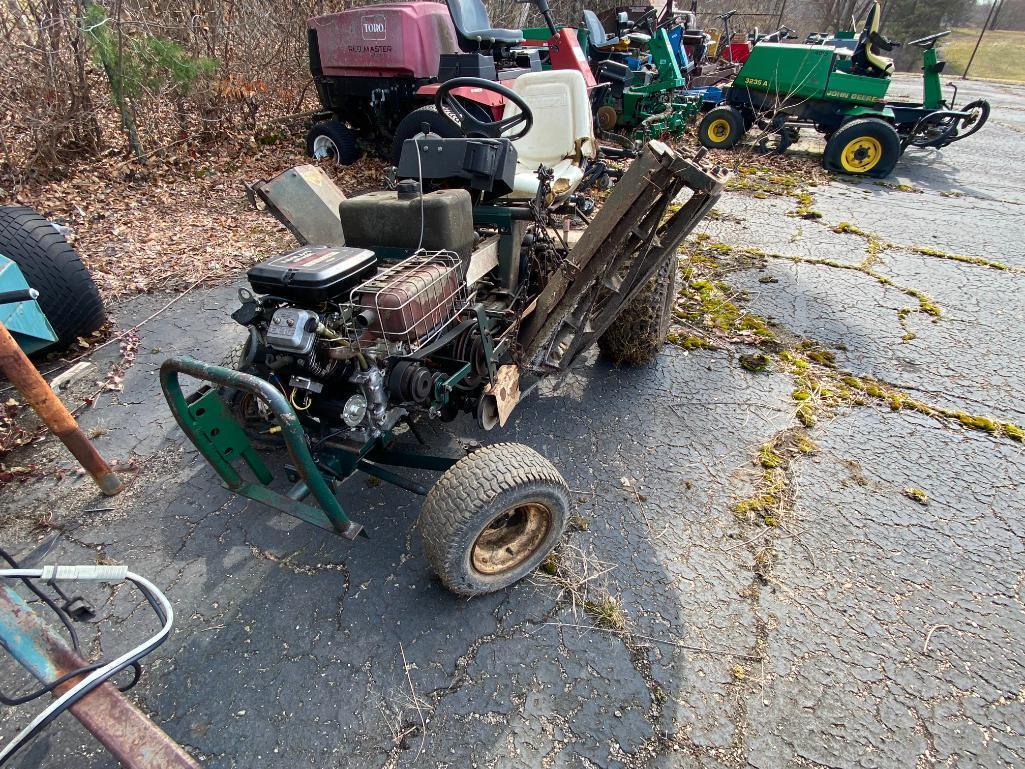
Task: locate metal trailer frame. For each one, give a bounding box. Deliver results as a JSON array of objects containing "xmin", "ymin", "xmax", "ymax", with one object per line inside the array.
[{"xmin": 0, "ymin": 584, "xmax": 197, "ymax": 769}]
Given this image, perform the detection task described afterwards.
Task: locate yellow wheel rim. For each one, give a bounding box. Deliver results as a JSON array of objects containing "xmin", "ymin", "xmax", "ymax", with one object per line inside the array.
[
  {"xmin": 840, "ymin": 136, "xmax": 882, "ymax": 172},
  {"xmin": 707, "ymin": 117, "xmax": 731, "ymax": 142}
]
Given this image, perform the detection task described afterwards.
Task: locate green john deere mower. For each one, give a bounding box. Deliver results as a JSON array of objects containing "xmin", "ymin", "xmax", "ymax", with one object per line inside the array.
[
  {"xmin": 587, "ymin": 25, "xmax": 703, "ymax": 141},
  {"xmin": 697, "ymin": 1, "xmax": 990, "ymax": 177}
]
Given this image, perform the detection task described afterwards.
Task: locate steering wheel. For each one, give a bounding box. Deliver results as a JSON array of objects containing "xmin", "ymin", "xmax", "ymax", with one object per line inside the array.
[
  {"xmin": 908, "ymin": 30, "xmax": 950, "ymax": 49},
  {"xmin": 629, "ymin": 7, "xmax": 657, "ymax": 35},
  {"xmin": 434, "ymin": 78, "xmax": 533, "ymax": 141}
]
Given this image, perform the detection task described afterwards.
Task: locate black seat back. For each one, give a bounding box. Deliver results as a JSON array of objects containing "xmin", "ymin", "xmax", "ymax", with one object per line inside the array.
[
  {"xmin": 397, "ymin": 133, "xmax": 517, "ymax": 196},
  {"xmin": 583, "ymin": 10, "xmax": 616, "ymax": 50},
  {"xmin": 596, "ymin": 60, "xmax": 631, "ymax": 98},
  {"xmin": 851, "ymin": 2, "xmax": 887, "ymax": 77},
  {"xmin": 446, "ymin": 0, "xmax": 524, "ymax": 50}
]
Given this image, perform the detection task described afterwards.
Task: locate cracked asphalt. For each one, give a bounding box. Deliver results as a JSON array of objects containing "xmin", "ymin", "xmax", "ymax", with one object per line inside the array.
[{"xmin": 1, "ymin": 75, "xmax": 1023, "ymax": 768}]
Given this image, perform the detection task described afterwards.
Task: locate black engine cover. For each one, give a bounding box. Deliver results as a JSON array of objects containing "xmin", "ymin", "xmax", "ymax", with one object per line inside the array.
[
  {"xmin": 397, "ymin": 136, "xmax": 516, "ymax": 195},
  {"xmin": 247, "ymin": 245, "xmax": 377, "ymax": 302}
]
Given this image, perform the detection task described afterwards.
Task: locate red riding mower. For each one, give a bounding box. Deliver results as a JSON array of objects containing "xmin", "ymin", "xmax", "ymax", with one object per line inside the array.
[{"xmin": 306, "ymin": 0, "xmax": 594, "ymax": 165}]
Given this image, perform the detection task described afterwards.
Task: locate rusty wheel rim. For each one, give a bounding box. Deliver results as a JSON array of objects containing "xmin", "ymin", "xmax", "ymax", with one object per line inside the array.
[{"xmin": 470, "ymin": 503, "xmax": 553, "ymax": 575}]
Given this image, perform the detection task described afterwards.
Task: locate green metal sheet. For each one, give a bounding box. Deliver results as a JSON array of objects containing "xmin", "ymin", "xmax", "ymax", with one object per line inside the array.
[
  {"xmin": 186, "ymin": 388, "xmax": 273, "ymax": 485},
  {"xmin": 629, "ymin": 29, "xmax": 684, "ymax": 94},
  {"xmin": 826, "ymin": 71, "xmax": 890, "ymax": 104},
  {"xmin": 734, "ymin": 44, "xmax": 835, "ymax": 100},
  {"xmin": 521, "ymin": 26, "xmax": 552, "ymax": 41},
  {"xmin": 522, "ymin": 26, "xmax": 587, "ymax": 46},
  {"xmin": 0, "ymin": 255, "xmax": 58, "ymax": 354},
  {"xmin": 921, "ymin": 46, "xmax": 943, "ymax": 109},
  {"xmin": 837, "ymin": 103, "xmax": 895, "ymax": 119}
]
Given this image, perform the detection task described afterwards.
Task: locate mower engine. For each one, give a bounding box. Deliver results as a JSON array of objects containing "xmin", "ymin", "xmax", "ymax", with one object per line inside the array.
[{"xmin": 235, "ymin": 243, "xmax": 470, "ymax": 442}]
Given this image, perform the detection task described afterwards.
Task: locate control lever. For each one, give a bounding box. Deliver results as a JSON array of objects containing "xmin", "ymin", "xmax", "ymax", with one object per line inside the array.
[{"xmin": 0, "ymin": 288, "xmax": 39, "ymax": 305}]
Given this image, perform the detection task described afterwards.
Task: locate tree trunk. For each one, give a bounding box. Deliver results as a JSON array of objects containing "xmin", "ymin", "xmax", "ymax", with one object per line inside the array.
[{"xmin": 83, "ymin": 0, "xmax": 145, "ymax": 163}]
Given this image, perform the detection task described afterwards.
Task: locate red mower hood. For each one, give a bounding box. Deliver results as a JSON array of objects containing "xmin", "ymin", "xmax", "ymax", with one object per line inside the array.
[{"xmin": 310, "ymin": 2, "xmax": 460, "ymax": 79}]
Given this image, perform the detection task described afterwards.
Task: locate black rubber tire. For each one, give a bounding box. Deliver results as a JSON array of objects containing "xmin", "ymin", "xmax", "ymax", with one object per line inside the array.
[
  {"xmin": 0, "ymin": 205, "xmax": 105, "ymax": 348},
  {"xmin": 698, "ymin": 105, "xmax": 746, "ymax": 149},
  {"xmin": 822, "ymin": 117, "xmax": 901, "ymax": 178},
  {"xmin": 597, "ymin": 255, "xmax": 677, "ymax": 366},
  {"xmin": 306, "ymin": 120, "xmax": 362, "ymax": 165},
  {"xmin": 419, "ymin": 442, "xmax": 569, "ymax": 596},
  {"xmin": 953, "ymin": 99, "xmax": 990, "ymax": 142},
  {"xmin": 219, "ymin": 337, "xmax": 281, "ymax": 447},
  {"xmin": 390, "ymin": 106, "xmax": 462, "ymax": 165}
]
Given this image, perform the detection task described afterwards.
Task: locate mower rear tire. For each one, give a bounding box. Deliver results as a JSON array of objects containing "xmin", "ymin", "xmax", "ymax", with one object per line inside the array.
[
  {"xmin": 0, "ymin": 205, "xmax": 105, "ymax": 348},
  {"xmin": 419, "ymin": 442, "xmax": 569, "ymax": 596},
  {"xmin": 823, "ymin": 118, "xmax": 900, "ymax": 178},
  {"xmin": 698, "ymin": 106, "xmax": 746, "ymax": 149},
  {"xmin": 391, "ymin": 106, "xmax": 463, "ymax": 165},
  {"xmin": 597, "ymin": 254, "xmax": 677, "ymax": 366},
  {"xmin": 306, "ymin": 120, "xmax": 362, "ymax": 165}
]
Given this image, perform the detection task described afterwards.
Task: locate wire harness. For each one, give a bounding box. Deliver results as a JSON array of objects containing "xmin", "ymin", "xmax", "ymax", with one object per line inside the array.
[{"xmin": 0, "ymin": 558, "xmax": 173, "ymax": 766}]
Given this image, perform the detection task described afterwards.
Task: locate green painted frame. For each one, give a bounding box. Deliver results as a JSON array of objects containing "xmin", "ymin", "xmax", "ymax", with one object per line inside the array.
[{"xmin": 160, "ymin": 356, "xmax": 463, "ymax": 540}]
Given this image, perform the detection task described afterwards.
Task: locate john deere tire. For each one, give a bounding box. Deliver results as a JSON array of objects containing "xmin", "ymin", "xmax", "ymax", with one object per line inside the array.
[
  {"xmin": 306, "ymin": 120, "xmax": 362, "ymax": 165},
  {"xmin": 822, "ymin": 118, "xmax": 901, "ymax": 178},
  {"xmin": 419, "ymin": 443, "xmax": 569, "ymax": 596},
  {"xmin": 597, "ymin": 255, "xmax": 677, "ymax": 366},
  {"xmin": 391, "ymin": 106, "xmax": 462, "ymax": 165},
  {"xmin": 0, "ymin": 205, "xmax": 105, "ymax": 348},
  {"xmin": 698, "ymin": 105, "xmax": 746, "ymax": 149}
]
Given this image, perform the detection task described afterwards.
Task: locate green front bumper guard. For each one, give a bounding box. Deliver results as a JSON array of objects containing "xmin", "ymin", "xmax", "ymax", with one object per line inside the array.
[{"xmin": 160, "ymin": 356, "xmax": 461, "ymax": 540}]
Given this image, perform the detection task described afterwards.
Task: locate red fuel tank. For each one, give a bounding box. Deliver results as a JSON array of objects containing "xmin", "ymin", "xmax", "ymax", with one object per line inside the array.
[{"xmin": 309, "ymin": 3, "xmax": 460, "ymax": 79}]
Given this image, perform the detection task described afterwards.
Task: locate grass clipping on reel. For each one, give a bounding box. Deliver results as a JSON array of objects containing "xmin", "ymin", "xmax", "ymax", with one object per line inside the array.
[{"xmin": 597, "ymin": 256, "xmax": 678, "ymax": 367}]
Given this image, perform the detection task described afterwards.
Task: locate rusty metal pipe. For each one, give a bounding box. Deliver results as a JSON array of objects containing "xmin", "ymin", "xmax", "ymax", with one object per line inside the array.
[
  {"xmin": 0, "ymin": 321, "xmax": 124, "ymax": 496},
  {"xmin": 0, "ymin": 584, "xmax": 199, "ymax": 769}
]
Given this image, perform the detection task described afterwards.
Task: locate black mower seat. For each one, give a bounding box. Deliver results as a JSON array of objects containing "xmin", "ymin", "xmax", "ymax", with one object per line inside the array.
[
  {"xmin": 583, "ymin": 10, "xmax": 620, "ymax": 49},
  {"xmin": 446, "ymin": 0, "xmax": 524, "ymax": 48},
  {"xmin": 851, "ymin": 0, "xmax": 894, "ymax": 78}
]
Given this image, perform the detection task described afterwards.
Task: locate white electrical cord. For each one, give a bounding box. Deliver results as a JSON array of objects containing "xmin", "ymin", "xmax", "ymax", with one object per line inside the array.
[{"xmin": 0, "ymin": 567, "xmax": 173, "ymax": 765}]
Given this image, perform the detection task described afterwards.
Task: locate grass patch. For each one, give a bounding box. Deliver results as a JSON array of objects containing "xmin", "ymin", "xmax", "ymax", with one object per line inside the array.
[
  {"xmin": 739, "ymin": 353, "xmax": 771, "ymax": 372},
  {"xmin": 910, "ymin": 246, "xmax": 1009, "ymax": 271},
  {"xmin": 759, "ymin": 444, "xmax": 784, "ymax": 469},
  {"xmin": 941, "ymin": 28, "xmax": 1025, "ymax": 82},
  {"xmin": 569, "ymin": 515, "xmax": 590, "ymax": 532},
  {"xmin": 744, "ymin": 246, "xmax": 944, "ymax": 322},
  {"xmin": 733, "ymin": 429, "xmax": 815, "ymax": 527},
  {"xmin": 874, "ymin": 181, "xmax": 923, "ymax": 193},
  {"xmin": 676, "ymin": 245, "xmax": 778, "ymax": 343},
  {"xmin": 584, "ymin": 596, "xmax": 627, "ymax": 631},
  {"xmin": 667, "ymin": 332, "xmax": 715, "ymax": 350},
  {"xmin": 780, "ymin": 348, "xmax": 1025, "ymax": 444},
  {"xmin": 903, "ymin": 487, "xmax": 929, "ymax": 505},
  {"xmin": 792, "ymin": 190, "xmax": 822, "ymax": 219}
]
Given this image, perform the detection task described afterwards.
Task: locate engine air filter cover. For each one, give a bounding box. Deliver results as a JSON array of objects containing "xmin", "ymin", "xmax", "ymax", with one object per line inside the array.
[{"xmin": 247, "ymin": 245, "xmax": 377, "ymax": 302}]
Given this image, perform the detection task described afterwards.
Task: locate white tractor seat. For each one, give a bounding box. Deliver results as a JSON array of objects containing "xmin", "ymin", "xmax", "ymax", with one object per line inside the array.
[{"xmin": 501, "ymin": 70, "xmax": 596, "ymax": 202}]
